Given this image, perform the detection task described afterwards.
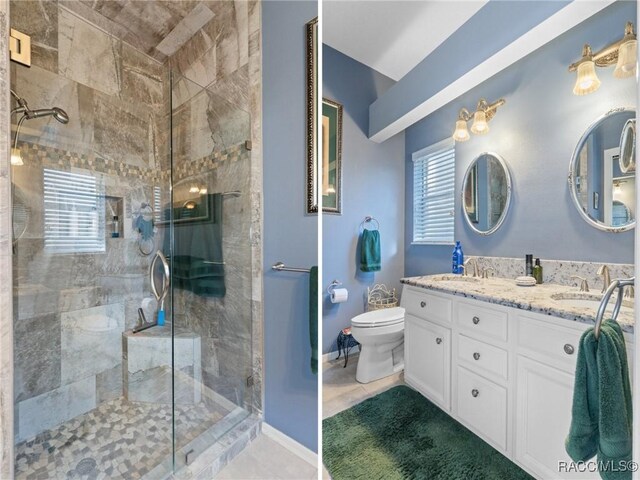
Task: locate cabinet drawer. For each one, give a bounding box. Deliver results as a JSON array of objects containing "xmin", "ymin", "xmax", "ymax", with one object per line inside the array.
[
  {"xmin": 517, "ymin": 314, "xmax": 582, "ymax": 372},
  {"xmin": 457, "ymin": 334, "xmax": 508, "ymax": 381},
  {"xmin": 456, "ymin": 301, "xmax": 508, "ymax": 342},
  {"xmin": 402, "ymin": 288, "xmax": 452, "ymax": 325},
  {"xmin": 456, "ymin": 366, "xmax": 508, "ymax": 451}
]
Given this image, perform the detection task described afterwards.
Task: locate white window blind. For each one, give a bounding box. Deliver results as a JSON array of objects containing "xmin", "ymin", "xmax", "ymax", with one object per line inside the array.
[
  {"xmin": 44, "ymin": 168, "xmax": 105, "ymax": 254},
  {"xmin": 412, "ymin": 139, "xmax": 455, "ymax": 245}
]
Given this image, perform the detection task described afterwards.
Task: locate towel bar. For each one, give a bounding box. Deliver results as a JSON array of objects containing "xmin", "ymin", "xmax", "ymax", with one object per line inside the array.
[
  {"xmin": 272, "ymin": 261, "xmax": 311, "ymax": 273},
  {"xmin": 594, "ymin": 276, "xmax": 634, "ymax": 339}
]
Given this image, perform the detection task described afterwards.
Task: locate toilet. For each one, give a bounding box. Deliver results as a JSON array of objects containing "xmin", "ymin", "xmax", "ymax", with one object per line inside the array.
[{"xmin": 350, "ymin": 307, "xmax": 405, "ymax": 384}]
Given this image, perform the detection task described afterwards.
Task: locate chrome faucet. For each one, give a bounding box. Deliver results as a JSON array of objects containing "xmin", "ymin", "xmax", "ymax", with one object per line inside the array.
[
  {"xmin": 464, "ymin": 258, "xmax": 479, "ymax": 277},
  {"xmin": 571, "ymin": 275, "xmax": 589, "ymax": 292},
  {"xmin": 597, "ymin": 265, "xmax": 611, "ymax": 293},
  {"xmin": 481, "ymin": 267, "xmax": 495, "ymax": 279}
]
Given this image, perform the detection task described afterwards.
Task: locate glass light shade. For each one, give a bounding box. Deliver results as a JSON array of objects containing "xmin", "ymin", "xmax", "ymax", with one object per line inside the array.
[
  {"xmin": 573, "ymin": 60, "xmax": 601, "ymax": 95},
  {"xmin": 199, "ymin": 188, "xmax": 208, "ymax": 194},
  {"xmin": 452, "ymin": 119, "xmax": 470, "ymax": 142},
  {"xmin": 470, "ymin": 110, "xmax": 489, "ymax": 135},
  {"xmin": 614, "ymin": 39, "xmax": 637, "ymax": 78},
  {"xmin": 10, "ymin": 148, "xmax": 23, "ymax": 166},
  {"xmin": 189, "ymin": 186, "xmax": 200, "ymax": 193}
]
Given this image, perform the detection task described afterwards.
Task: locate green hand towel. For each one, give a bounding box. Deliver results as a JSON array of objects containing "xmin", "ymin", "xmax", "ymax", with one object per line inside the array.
[
  {"xmin": 360, "ymin": 229, "xmax": 381, "ymax": 272},
  {"xmin": 310, "ymin": 266, "xmax": 318, "ymax": 375},
  {"xmin": 566, "ymin": 320, "xmax": 632, "ymax": 480}
]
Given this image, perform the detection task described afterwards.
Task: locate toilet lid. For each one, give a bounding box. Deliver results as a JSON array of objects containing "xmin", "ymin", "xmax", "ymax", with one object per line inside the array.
[{"xmin": 352, "ymin": 307, "xmax": 405, "ymax": 327}]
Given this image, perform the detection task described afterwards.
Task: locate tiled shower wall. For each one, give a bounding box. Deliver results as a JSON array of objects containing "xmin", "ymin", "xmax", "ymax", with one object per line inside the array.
[
  {"xmin": 10, "ymin": 0, "xmax": 169, "ymax": 443},
  {"xmin": 167, "ymin": 1, "xmax": 262, "ymax": 412},
  {"xmin": 5, "ymin": 0, "xmax": 263, "ymax": 449}
]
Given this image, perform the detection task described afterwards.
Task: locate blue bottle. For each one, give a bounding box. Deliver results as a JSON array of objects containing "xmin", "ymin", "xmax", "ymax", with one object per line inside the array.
[{"xmin": 452, "ymin": 241, "xmax": 464, "ymax": 274}]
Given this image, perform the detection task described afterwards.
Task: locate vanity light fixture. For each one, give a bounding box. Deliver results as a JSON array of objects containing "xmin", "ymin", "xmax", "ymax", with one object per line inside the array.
[
  {"xmin": 452, "ymin": 98, "xmax": 505, "ymax": 142},
  {"xmin": 10, "ymin": 148, "xmax": 23, "ymax": 166},
  {"xmin": 569, "ymin": 22, "xmax": 637, "ymax": 95},
  {"xmin": 189, "ymin": 186, "xmax": 200, "ymax": 193}
]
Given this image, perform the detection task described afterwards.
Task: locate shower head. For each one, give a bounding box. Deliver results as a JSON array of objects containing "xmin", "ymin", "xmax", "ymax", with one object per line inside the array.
[{"xmin": 27, "ymin": 107, "xmax": 69, "ymax": 124}]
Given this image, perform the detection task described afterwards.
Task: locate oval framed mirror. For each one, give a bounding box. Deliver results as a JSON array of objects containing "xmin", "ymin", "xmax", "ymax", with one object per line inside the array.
[
  {"xmin": 568, "ymin": 107, "xmax": 636, "ymax": 232},
  {"xmin": 462, "ymin": 152, "xmax": 512, "ymax": 236},
  {"xmin": 619, "ymin": 118, "xmax": 635, "ymax": 174}
]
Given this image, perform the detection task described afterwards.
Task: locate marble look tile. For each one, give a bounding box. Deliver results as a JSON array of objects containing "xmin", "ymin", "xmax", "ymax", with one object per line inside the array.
[
  {"xmin": 13, "ymin": 63, "xmax": 83, "ymax": 152},
  {"xmin": 58, "ymin": 8, "xmax": 122, "ymax": 96},
  {"xmin": 60, "ymin": 303, "xmax": 125, "ymax": 385},
  {"xmin": 96, "ymin": 364, "xmax": 122, "ymax": 404},
  {"xmin": 120, "ymin": 42, "xmax": 164, "ymax": 107},
  {"xmin": 13, "ymin": 313, "xmax": 61, "ymax": 403},
  {"xmin": 9, "ymin": 0, "xmax": 58, "ymax": 72},
  {"xmin": 92, "ymin": 90, "xmax": 151, "ymax": 167},
  {"xmin": 155, "ymin": 3, "xmax": 215, "ymax": 57},
  {"xmin": 17, "ymin": 376, "xmax": 96, "ymax": 442},
  {"xmin": 0, "ymin": 3, "xmax": 13, "ymax": 472}
]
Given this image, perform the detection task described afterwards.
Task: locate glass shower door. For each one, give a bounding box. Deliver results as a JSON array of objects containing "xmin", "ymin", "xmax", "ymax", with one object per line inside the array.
[{"xmin": 169, "ymin": 72, "xmax": 254, "ymax": 472}]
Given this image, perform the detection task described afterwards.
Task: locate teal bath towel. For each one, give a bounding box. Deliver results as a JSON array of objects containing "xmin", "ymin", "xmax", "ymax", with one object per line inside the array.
[
  {"xmin": 310, "ymin": 266, "xmax": 318, "ymax": 375},
  {"xmin": 360, "ymin": 229, "xmax": 381, "ymax": 272},
  {"xmin": 163, "ymin": 194, "xmax": 226, "ymax": 298},
  {"xmin": 566, "ymin": 319, "xmax": 632, "ymax": 480}
]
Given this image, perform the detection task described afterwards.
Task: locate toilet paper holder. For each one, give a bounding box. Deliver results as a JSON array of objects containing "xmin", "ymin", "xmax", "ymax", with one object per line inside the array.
[{"xmin": 327, "ymin": 279, "xmax": 342, "ymax": 295}]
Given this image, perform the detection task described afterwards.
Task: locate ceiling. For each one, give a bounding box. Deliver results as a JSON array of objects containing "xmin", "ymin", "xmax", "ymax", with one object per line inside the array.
[{"xmin": 323, "ymin": 1, "xmax": 488, "ymax": 81}]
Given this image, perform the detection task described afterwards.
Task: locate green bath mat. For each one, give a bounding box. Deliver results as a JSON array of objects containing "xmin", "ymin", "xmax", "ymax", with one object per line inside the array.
[{"xmin": 323, "ymin": 385, "xmax": 533, "ymax": 480}]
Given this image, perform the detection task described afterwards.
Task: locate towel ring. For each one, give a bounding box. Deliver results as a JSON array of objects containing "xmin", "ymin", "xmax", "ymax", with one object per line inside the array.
[
  {"xmin": 360, "ymin": 216, "xmax": 379, "ymax": 231},
  {"xmin": 594, "ymin": 277, "xmax": 634, "ymax": 339}
]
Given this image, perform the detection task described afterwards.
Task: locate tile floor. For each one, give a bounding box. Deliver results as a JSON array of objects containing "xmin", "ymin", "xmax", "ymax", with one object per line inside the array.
[
  {"xmin": 216, "ymin": 434, "xmax": 318, "ymax": 479},
  {"xmin": 15, "ymin": 396, "xmax": 230, "ymax": 480},
  {"xmin": 322, "ymin": 354, "xmax": 404, "ymax": 479},
  {"xmin": 322, "ymin": 353, "xmax": 404, "ymax": 420}
]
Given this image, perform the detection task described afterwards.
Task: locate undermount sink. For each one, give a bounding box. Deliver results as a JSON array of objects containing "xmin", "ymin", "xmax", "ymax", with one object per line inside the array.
[
  {"xmin": 431, "ymin": 274, "xmax": 480, "ymax": 283},
  {"xmin": 551, "ymin": 292, "xmax": 634, "ymax": 314}
]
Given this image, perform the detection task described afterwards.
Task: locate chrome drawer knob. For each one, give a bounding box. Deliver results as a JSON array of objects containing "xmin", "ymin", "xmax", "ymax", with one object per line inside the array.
[
  {"xmin": 420, "ymin": 301, "xmax": 427, "ymax": 308},
  {"xmin": 471, "ymin": 389, "xmax": 479, "ymax": 398},
  {"xmin": 472, "ymin": 316, "xmax": 480, "ymax": 325},
  {"xmin": 564, "ymin": 344, "xmax": 575, "ymax": 355},
  {"xmin": 473, "ymin": 352, "xmax": 481, "ymax": 361},
  {"xmin": 436, "ymin": 337, "xmax": 443, "ymax": 345}
]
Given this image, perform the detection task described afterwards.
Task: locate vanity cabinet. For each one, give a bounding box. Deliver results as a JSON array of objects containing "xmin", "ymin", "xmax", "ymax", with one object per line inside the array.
[
  {"xmin": 405, "ymin": 314, "xmax": 451, "ymax": 411},
  {"xmin": 515, "ymin": 355, "xmax": 598, "ymax": 479},
  {"xmin": 401, "ymin": 285, "xmax": 634, "ymax": 480}
]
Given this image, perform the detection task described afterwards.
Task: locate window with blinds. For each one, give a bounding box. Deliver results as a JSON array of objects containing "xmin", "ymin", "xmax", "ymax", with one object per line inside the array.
[
  {"xmin": 412, "ymin": 139, "xmax": 455, "ymax": 245},
  {"xmin": 44, "ymin": 168, "xmax": 106, "ymax": 254}
]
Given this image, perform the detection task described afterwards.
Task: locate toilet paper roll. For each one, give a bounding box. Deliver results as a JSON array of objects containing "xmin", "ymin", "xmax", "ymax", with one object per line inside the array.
[{"xmin": 330, "ymin": 288, "xmax": 349, "ymax": 304}]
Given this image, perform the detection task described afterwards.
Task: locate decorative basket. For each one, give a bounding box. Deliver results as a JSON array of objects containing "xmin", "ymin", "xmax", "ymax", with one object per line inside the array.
[{"xmin": 367, "ymin": 284, "xmax": 398, "ymax": 311}]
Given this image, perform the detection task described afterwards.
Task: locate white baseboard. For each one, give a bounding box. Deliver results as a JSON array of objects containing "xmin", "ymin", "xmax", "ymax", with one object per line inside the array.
[
  {"xmin": 322, "ymin": 350, "xmax": 360, "ymax": 363},
  {"xmin": 261, "ymin": 423, "xmax": 318, "ymax": 467}
]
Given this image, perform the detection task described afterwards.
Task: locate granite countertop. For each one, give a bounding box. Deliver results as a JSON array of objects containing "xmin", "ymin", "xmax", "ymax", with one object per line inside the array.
[{"xmin": 401, "ymin": 274, "xmax": 634, "ymax": 334}]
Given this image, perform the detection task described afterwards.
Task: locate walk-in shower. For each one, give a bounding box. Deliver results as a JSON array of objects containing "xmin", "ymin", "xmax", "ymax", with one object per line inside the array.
[{"xmin": 9, "ymin": 1, "xmax": 260, "ymax": 478}]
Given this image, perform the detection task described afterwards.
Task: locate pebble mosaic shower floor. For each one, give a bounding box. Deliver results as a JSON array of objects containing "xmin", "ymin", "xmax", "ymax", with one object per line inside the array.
[{"xmin": 14, "ymin": 397, "xmax": 228, "ymax": 479}]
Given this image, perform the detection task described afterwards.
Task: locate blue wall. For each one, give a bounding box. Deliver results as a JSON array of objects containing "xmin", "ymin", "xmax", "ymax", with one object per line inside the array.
[
  {"xmin": 262, "ymin": 0, "xmax": 317, "ymax": 451},
  {"xmin": 323, "ymin": 45, "xmax": 405, "ymax": 354},
  {"xmin": 405, "ymin": 1, "xmax": 636, "ymax": 277}
]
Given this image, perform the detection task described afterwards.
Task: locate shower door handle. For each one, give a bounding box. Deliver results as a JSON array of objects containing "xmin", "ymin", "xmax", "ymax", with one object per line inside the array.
[{"xmin": 150, "ymin": 250, "xmax": 170, "ymax": 310}]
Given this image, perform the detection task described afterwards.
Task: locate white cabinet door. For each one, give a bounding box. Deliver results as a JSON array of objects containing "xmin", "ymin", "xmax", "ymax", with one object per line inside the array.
[
  {"xmin": 404, "ymin": 314, "xmax": 451, "ymax": 410},
  {"xmin": 515, "ymin": 356, "xmax": 600, "ymax": 480}
]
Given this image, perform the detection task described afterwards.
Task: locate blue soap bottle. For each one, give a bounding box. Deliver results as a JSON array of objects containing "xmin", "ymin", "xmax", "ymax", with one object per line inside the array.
[{"xmin": 452, "ymin": 241, "xmax": 464, "ymax": 274}]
